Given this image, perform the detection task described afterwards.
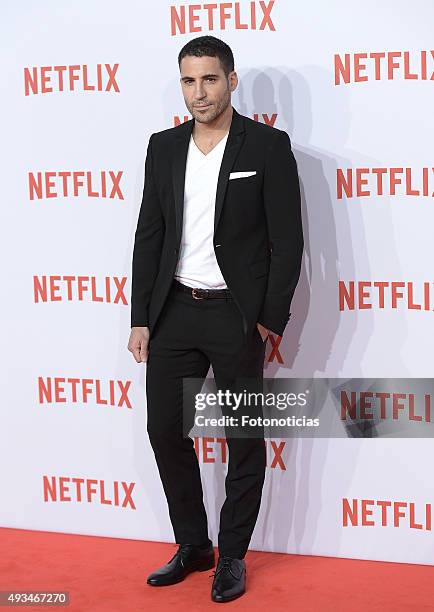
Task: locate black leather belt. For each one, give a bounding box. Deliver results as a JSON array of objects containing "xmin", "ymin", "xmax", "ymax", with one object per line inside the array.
[{"xmin": 172, "ymin": 278, "xmax": 232, "ymax": 300}]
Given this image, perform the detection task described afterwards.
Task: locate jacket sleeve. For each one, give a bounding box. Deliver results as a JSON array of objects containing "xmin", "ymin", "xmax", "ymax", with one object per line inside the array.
[
  {"xmin": 257, "ymin": 129, "xmax": 304, "ymax": 337},
  {"xmin": 130, "ymin": 133, "xmax": 165, "ymax": 327}
]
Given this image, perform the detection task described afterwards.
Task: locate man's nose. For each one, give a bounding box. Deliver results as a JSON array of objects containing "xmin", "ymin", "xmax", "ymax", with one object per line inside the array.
[{"xmin": 194, "ymin": 86, "xmax": 206, "ymax": 99}]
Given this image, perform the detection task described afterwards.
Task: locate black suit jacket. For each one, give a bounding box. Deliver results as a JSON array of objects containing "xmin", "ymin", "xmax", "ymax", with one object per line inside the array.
[{"xmin": 131, "ymin": 105, "xmax": 303, "ymax": 342}]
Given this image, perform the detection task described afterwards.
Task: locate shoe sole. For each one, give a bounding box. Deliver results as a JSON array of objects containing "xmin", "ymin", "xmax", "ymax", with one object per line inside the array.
[{"xmin": 147, "ymin": 555, "xmax": 215, "ymax": 587}]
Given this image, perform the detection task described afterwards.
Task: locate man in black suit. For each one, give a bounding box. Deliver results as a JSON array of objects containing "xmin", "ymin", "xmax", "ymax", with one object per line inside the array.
[{"xmin": 128, "ymin": 35, "xmax": 303, "ymax": 603}]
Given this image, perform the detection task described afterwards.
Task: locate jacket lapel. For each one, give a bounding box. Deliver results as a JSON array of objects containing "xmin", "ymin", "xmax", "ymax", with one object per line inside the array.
[{"xmin": 171, "ymin": 106, "xmax": 246, "ymax": 244}]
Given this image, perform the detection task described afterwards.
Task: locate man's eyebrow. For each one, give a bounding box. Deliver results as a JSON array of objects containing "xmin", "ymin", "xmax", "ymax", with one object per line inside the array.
[{"xmin": 181, "ymin": 74, "xmax": 220, "ymax": 80}]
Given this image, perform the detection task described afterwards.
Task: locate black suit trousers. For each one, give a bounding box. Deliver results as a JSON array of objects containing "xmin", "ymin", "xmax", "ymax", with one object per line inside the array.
[{"xmin": 145, "ymin": 280, "xmax": 267, "ymax": 559}]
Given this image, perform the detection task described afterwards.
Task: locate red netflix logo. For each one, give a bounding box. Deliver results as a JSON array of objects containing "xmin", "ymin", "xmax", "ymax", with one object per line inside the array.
[
  {"xmin": 340, "ymin": 391, "xmax": 432, "ymax": 423},
  {"xmin": 334, "ymin": 51, "xmax": 434, "ymax": 85},
  {"xmin": 174, "ymin": 111, "xmax": 278, "ymax": 127},
  {"xmin": 194, "ymin": 437, "xmax": 286, "ymax": 470},
  {"xmin": 343, "ymin": 498, "xmax": 432, "ymax": 530},
  {"xmin": 38, "ymin": 377, "xmax": 132, "ymax": 409},
  {"xmin": 170, "ymin": 1, "xmax": 276, "ymax": 36},
  {"xmin": 33, "ymin": 276, "xmax": 127, "ymax": 305},
  {"xmin": 29, "ymin": 171, "xmax": 124, "ymax": 201},
  {"xmin": 339, "ymin": 281, "xmax": 434, "ymax": 312},
  {"xmin": 43, "ymin": 476, "xmax": 136, "ymax": 509},
  {"xmin": 24, "ymin": 64, "xmax": 120, "ymax": 95},
  {"xmin": 337, "ymin": 167, "xmax": 434, "ymax": 199}
]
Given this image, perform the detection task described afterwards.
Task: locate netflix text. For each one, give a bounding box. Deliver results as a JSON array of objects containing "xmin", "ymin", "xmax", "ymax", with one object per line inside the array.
[
  {"xmin": 339, "ymin": 281, "xmax": 434, "ymax": 312},
  {"xmin": 24, "ymin": 64, "xmax": 120, "ymax": 95},
  {"xmin": 38, "ymin": 377, "xmax": 132, "ymax": 409},
  {"xmin": 33, "ymin": 276, "xmax": 127, "ymax": 305},
  {"xmin": 340, "ymin": 391, "xmax": 432, "ymax": 423},
  {"xmin": 335, "ymin": 51, "xmax": 434, "ymax": 85},
  {"xmin": 43, "ymin": 476, "xmax": 136, "ymax": 509},
  {"xmin": 170, "ymin": 1, "xmax": 276, "ymax": 35},
  {"xmin": 174, "ymin": 112, "xmax": 278, "ymax": 127},
  {"xmin": 343, "ymin": 498, "xmax": 432, "ymax": 530},
  {"xmin": 337, "ymin": 167, "xmax": 434, "ymax": 199},
  {"xmin": 29, "ymin": 171, "xmax": 124, "ymax": 201},
  {"xmin": 194, "ymin": 437, "xmax": 286, "ymax": 470}
]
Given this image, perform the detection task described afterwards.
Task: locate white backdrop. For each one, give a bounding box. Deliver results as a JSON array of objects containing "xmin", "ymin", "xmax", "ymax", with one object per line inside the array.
[{"xmin": 1, "ymin": 0, "xmax": 434, "ymax": 565}]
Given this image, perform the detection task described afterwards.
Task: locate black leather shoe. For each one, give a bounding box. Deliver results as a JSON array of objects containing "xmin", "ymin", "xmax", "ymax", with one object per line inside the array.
[
  {"xmin": 211, "ymin": 556, "xmax": 246, "ymax": 603},
  {"xmin": 146, "ymin": 542, "xmax": 215, "ymax": 586}
]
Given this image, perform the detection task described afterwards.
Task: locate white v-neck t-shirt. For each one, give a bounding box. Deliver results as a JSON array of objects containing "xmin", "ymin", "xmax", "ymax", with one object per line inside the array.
[{"xmin": 174, "ymin": 131, "xmax": 229, "ymax": 289}]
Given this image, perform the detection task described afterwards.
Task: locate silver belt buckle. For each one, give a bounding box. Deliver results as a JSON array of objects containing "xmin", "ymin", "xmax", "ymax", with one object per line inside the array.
[{"xmin": 192, "ymin": 288, "xmax": 205, "ymax": 300}]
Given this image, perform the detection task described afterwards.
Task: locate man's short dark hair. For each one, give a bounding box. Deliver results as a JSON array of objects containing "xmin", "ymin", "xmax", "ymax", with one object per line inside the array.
[{"xmin": 178, "ymin": 35, "xmax": 235, "ymax": 78}]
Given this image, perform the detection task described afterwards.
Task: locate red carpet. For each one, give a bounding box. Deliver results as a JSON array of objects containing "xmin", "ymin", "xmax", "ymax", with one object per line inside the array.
[{"xmin": 1, "ymin": 527, "xmax": 433, "ymax": 611}]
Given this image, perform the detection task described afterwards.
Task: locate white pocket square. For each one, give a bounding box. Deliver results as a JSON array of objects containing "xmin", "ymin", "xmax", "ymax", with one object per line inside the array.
[{"xmin": 229, "ymin": 170, "xmax": 257, "ymax": 180}]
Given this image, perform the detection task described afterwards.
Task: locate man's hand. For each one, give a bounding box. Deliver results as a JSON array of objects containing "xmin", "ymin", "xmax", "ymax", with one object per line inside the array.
[
  {"xmin": 128, "ymin": 326, "xmax": 150, "ymax": 363},
  {"xmin": 256, "ymin": 322, "xmax": 269, "ymax": 342}
]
